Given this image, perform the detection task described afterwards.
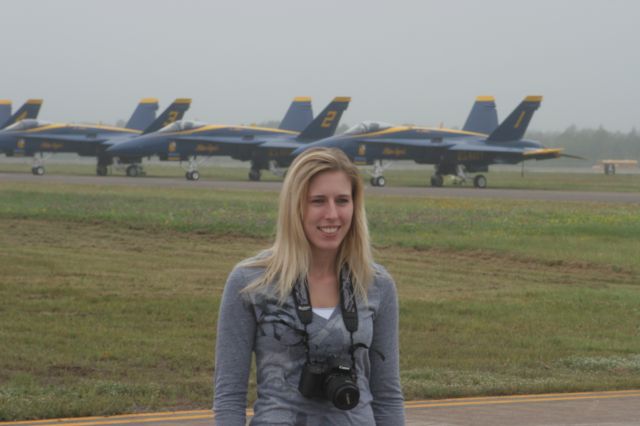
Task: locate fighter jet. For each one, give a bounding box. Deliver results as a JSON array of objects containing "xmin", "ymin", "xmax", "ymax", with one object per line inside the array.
[
  {"xmin": 106, "ymin": 97, "xmax": 350, "ymax": 181},
  {"xmin": 0, "ymin": 98, "xmax": 190, "ymax": 176},
  {"xmin": 0, "ymin": 99, "xmax": 43, "ymax": 129},
  {"xmin": 293, "ymin": 96, "xmax": 573, "ymax": 188}
]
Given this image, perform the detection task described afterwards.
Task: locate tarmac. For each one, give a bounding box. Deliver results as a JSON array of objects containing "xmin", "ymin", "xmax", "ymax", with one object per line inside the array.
[
  {"xmin": 1, "ymin": 173, "xmax": 639, "ymax": 204},
  {"xmin": 2, "ymin": 390, "xmax": 640, "ymax": 426}
]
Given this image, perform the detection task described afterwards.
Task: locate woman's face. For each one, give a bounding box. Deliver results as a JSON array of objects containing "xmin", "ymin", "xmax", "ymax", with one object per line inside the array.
[{"xmin": 303, "ymin": 170, "xmax": 354, "ymax": 258}]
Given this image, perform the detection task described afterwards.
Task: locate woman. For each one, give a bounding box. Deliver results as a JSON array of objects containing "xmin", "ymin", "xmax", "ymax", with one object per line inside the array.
[{"xmin": 214, "ymin": 148, "xmax": 404, "ymax": 425}]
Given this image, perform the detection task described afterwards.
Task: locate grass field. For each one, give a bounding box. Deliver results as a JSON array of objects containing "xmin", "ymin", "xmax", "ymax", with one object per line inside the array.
[
  {"xmin": 0, "ymin": 180, "xmax": 639, "ymax": 420},
  {"xmin": 2, "ymin": 159, "xmax": 640, "ymax": 192}
]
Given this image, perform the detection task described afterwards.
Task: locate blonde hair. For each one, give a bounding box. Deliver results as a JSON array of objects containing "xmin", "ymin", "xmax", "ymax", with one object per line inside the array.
[{"xmin": 242, "ymin": 148, "xmax": 374, "ymax": 303}]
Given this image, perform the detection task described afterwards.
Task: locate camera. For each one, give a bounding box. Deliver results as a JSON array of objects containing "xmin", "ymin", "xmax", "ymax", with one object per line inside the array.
[{"xmin": 298, "ymin": 356, "xmax": 360, "ymax": 410}]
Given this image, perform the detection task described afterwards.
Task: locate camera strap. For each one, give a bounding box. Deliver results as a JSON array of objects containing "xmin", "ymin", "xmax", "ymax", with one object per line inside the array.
[{"xmin": 292, "ymin": 264, "xmax": 360, "ymax": 364}]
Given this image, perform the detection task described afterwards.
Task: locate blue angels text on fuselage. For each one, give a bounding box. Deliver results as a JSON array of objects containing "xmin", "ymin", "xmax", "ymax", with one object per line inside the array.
[
  {"xmin": 294, "ymin": 96, "xmax": 578, "ymax": 188},
  {"xmin": 0, "ymin": 98, "xmax": 191, "ymax": 176},
  {"xmin": 106, "ymin": 97, "xmax": 350, "ymax": 181}
]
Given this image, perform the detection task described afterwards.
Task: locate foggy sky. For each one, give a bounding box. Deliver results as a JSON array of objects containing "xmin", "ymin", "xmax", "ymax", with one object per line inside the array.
[{"xmin": 3, "ymin": 0, "xmax": 639, "ymax": 132}]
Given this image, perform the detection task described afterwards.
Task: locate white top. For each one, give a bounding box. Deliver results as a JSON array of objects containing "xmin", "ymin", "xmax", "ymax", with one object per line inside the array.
[{"xmin": 312, "ymin": 306, "xmax": 335, "ymax": 320}]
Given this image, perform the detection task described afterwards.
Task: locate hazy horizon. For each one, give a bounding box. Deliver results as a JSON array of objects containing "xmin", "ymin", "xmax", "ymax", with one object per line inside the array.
[{"xmin": 3, "ymin": 0, "xmax": 639, "ymax": 132}]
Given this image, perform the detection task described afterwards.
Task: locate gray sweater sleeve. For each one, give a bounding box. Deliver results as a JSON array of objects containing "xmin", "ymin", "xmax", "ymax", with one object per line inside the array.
[
  {"xmin": 213, "ymin": 266, "xmax": 255, "ymax": 426},
  {"xmin": 369, "ymin": 271, "xmax": 405, "ymax": 425}
]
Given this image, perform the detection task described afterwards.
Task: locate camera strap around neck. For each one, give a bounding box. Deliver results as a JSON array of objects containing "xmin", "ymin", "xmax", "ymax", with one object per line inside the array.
[{"xmin": 292, "ymin": 264, "xmax": 360, "ymax": 363}]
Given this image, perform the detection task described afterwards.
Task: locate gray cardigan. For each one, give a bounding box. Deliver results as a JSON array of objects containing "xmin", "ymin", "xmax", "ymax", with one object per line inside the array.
[{"xmin": 213, "ymin": 261, "xmax": 405, "ymax": 426}]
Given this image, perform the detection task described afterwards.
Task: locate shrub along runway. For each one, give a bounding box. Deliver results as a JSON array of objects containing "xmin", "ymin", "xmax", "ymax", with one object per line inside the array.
[{"xmin": 2, "ymin": 390, "xmax": 640, "ymax": 425}]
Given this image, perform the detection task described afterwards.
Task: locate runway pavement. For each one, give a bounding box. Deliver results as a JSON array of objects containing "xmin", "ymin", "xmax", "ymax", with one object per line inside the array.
[
  {"xmin": 2, "ymin": 390, "xmax": 640, "ymax": 425},
  {"xmin": 1, "ymin": 173, "xmax": 639, "ymax": 204}
]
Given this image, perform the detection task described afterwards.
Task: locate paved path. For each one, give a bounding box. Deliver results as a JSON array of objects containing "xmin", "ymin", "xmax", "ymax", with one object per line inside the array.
[
  {"xmin": 3, "ymin": 390, "xmax": 640, "ymax": 426},
  {"xmin": 1, "ymin": 173, "xmax": 639, "ymax": 204}
]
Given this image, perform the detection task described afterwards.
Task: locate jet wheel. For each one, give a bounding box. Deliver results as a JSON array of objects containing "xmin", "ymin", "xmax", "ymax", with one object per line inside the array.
[
  {"xmin": 32, "ymin": 166, "xmax": 45, "ymax": 176},
  {"xmin": 96, "ymin": 165, "xmax": 108, "ymax": 176},
  {"xmin": 473, "ymin": 174, "xmax": 487, "ymax": 189},
  {"xmin": 126, "ymin": 165, "xmax": 139, "ymax": 177},
  {"xmin": 375, "ymin": 176, "xmax": 386, "ymax": 187},
  {"xmin": 249, "ymin": 169, "xmax": 261, "ymax": 181},
  {"xmin": 187, "ymin": 171, "xmax": 200, "ymax": 181},
  {"xmin": 430, "ymin": 175, "xmax": 443, "ymax": 187}
]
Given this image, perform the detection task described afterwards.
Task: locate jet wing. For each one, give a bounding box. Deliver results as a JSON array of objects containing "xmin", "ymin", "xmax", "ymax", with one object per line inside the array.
[
  {"xmin": 20, "ymin": 134, "xmax": 109, "ymax": 144},
  {"xmin": 175, "ymin": 135, "xmax": 266, "ymax": 147},
  {"xmin": 255, "ymin": 140, "xmax": 303, "ymax": 149},
  {"xmin": 450, "ymin": 144, "xmax": 564, "ymax": 158},
  {"xmin": 448, "ymin": 144, "xmax": 528, "ymax": 154},
  {"xmin": 357, "ymin": 137, "xmax": 455, "ymax": 148}
]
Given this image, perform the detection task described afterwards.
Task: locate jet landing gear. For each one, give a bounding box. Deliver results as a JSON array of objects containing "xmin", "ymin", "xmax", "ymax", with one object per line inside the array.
[
  {"xmin": 473, "ymin": 174, "xmax": 487, "ymax": 188},
  {"xmin": 186, "ymin": 170, "xmax": 200, "ymax": 181},
  {"xmin": 96, "ymin": 164, "xmax": 108, "ymax": 176},
  {"xmin": 248, "ymin": 168, "xmax": 261, "ymax": 181},
  {"xmin": 30, "ymin": 154, "xmax": 51, "ymax": 176},
  {"xmin": 430, "ymin": 174, "xmax": 443, "ymax": 187},
  {"xmin": 369, "ymin": 160, "xmax": 391, "ymax": 187},
  {"xmin": 96, "ymin": 156, "xmax": 113, "ymax": 176},
  {"xmin": 126, "ymin": 164, "xmax": 145, "ymax": 177},
  {"xmin": 430, "ymin": 173, "xmax": 487, "ymax": 188},
  {"xmin": 430, "ymin": 164, "xmax": 488, "ymax": 188},
  {"xmin": 182, "ymin": 157, "xmax": 207, "ymax": 181}
]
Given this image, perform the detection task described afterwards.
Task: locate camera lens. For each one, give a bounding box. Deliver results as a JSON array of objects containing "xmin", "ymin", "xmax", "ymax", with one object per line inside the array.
[{"xmin": 324, "ymin": 374, "xmax": 360, "ymax": 410}]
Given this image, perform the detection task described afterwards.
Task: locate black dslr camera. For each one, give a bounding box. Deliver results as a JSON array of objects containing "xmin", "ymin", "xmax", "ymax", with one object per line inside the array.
[{"xmin": 298, "ymin": 356, "xmax": 360, "ymax": 410}]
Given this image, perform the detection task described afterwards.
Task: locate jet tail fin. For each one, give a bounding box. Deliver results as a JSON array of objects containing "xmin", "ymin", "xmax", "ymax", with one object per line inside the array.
[
  {"xmin": 142, "ymin": 98, "xmax": 191, "ymax": 134},
  {"xmin": 1, "ymin": 99, "xmax": 42, "ymax": 129},
  {"xmin": 125, "ymin": 98, "xmax": 159, "ymax": 130},
  {"xmin": 296, "ymin": 97, "xmax": 350, "ymax": 142},
  {"xmin": 487, "ymin": 96, "xmax": 542, "ymax": 143},
  {"xmin": 463, "ymin": 96, "xmax": 498, "ymax": 134},
  {"xmin": 279, "ymin": 97, "xmax": 313, "ymax": 132},
  {"xmin": 0, "ymin": 100, "xmax": 11, "ymax": 128}
]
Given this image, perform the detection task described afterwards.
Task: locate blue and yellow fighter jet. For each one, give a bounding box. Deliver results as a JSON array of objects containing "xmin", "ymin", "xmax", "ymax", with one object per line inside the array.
[
  {"xmin": 0, "ymin": 99, "xmax": 43, "ymax": 129},
  {"xmin": 0, "ymin": 98, "xmax": 191, "ymax": 176},
  {"xmin": 106, "ymin": 97, "xmax": 350, "ymax": 181},
  {"xmin": 293, "ymin": 96, "xmax": 571, "ymax": 188}
]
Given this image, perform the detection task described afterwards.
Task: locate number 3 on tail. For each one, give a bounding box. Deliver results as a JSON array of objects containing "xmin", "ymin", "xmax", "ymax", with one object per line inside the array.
[{"xmin": 321, "ymin": 111, "xmax": 337, "ymax": 128}]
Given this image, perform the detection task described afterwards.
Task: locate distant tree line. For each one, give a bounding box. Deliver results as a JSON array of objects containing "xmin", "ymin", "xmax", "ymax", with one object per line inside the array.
[{"xmin": 528, "ymin": 126, "xmax": 640, "ymax": 166}]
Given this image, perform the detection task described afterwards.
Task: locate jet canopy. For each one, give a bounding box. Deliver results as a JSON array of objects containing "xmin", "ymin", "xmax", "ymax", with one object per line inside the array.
[
  {"xmin": 344, "ymin": 121, "xmax": 394, "ymax": 135},
  {"xmin": 3, "ymin": 119, "xmax": 52, "ymax": 131},
  {"xmin": 158, "ymin": 120, "xmax": 207, "ymax": 133}
]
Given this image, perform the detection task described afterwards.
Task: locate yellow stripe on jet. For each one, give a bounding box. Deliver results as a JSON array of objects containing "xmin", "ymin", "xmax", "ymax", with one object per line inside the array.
[
  {"xmin": 476, "ymin": 96, "xmax": 495, "ymax": 102},
  {"xmin": 333, "ymin": 97, "xmax": 351, "ymax": 102},
  {"xmin": 27, "ymin": 99, "xmax": 44, "ymax": 105},
  {"xmin": 178, "ymin": 124, "xmax": 298, "ymax": 136},
  {"xmin": 139, "ymin": 97, "xmax": 159, "ymax": 104},
  {"xmin": 174, "ymin": 98, "xmax": 192, "ymax": 104},
  {"xmin": 523, "ymin": 148, "xmax": 562, "ymax": 156},
  {"xmin": 0, "ymin": 100, "xmax": 11, "ymax": 105},
  {"xmin": 349, "ymin": 125, "xmax": 487, "ymax": 139},
  {"xmin": 514, "ymin": 111, "xmax": 527, "ymax": 129},
  {"xmin": 524, "ymin": 95, "xmax": 543, "ymax": 102},
  {"xmin": 293, "ymin": 97, "xmax": 311, "ymax": 102},
  {"xmin": 23, "ymin": 123, "xmax": 141, "ymax": 133}
]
